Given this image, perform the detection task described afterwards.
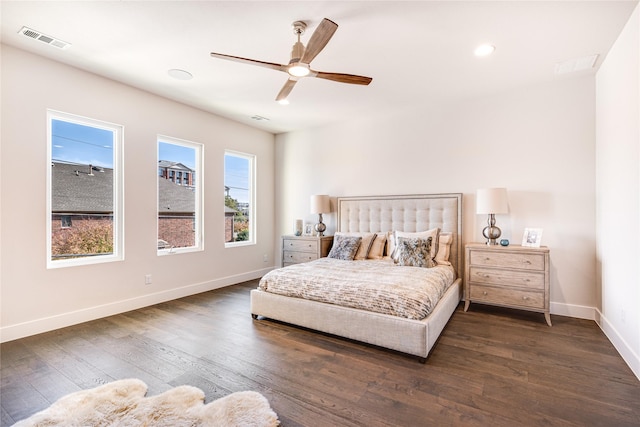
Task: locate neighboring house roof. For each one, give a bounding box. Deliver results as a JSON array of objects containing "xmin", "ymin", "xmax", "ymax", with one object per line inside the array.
[
  {"xmin": 158, "ymin": 160, "xmax": 194, "ymax": 172},
  {"xmin": 225, "ymin": 206, "xmax": 237, "ymax": 215},
  {"xmin": 51, "ymin": 162, "xmax": 113, "ymax": 213},
  {"xmin": 158, "ymin": 176, "xmax": 195, "ymax": 213},
  {"xmin": 51, "ymin": 161, "xmax": 196, "ymax": 214}
]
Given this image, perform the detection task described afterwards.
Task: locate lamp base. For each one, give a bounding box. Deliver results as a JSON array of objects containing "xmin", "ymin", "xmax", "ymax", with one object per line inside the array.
[
  {"xmin": 482, "ymin": 214, "xmax": 501, "ymax": 245},
  {"xmin": 314, "ymin": 213, "xmax": 326, "ymax": 237},
  {"xmin": 482, "ymin": 226, "xmax": 502, "ymax": 245}
]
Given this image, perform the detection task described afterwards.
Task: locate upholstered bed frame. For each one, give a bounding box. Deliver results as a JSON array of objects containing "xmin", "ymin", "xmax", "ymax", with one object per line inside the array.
[{"xmin": 250, "ymin": 193, "xmax": 463, "ymax": 361}]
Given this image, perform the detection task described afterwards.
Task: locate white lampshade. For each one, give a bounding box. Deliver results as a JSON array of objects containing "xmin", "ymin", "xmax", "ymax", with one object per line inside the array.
[
  {"xmin": 476, "ymin": 188, "xmax": 508, "ymax": 214},
  {"xmin": 310, "ymin": 194, "xmax": 331, "ymax": 214}
]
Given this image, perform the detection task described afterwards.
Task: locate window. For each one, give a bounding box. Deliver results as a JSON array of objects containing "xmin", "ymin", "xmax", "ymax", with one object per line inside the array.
[
  {"xmin": 224, "ymin": 151, "xmax": 255, "ymax": 246},
  {"xmin": 158, "ymin": 136, "xmax": 203, "ymax": 254},
  {"xmin": 47, "ymin": 110, "xmax": 123, "ymax": 268}
]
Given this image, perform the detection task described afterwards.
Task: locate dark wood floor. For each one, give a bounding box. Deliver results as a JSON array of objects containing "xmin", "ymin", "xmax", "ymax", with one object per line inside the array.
[{"xmin": 2, "ymin": 280, "xmax": 639, "ymax": 426}]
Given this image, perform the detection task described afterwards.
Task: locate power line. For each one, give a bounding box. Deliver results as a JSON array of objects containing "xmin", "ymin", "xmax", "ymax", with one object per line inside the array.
[
  {"xmin": 225, "ymin": 185, "xmax": 249, "ymax": 191},
  {"xmin": 52, "ymin": 134, "xmax": 112, "ymax": 150}
]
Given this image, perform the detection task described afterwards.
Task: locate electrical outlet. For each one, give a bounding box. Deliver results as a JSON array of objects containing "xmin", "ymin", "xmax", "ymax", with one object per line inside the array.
[
  {"xmin": 145, "ymin": 274, "xmax": 152, "ymax": 285},
  {"xmin": 263, "ymin": 253, "xmax": 268, "ymax": 262}
]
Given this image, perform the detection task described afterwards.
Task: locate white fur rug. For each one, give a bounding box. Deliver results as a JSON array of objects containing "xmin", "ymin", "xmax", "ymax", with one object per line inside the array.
[{"xmin": 14, "ymin": 379, "xmax": 280, "ymax": 426}]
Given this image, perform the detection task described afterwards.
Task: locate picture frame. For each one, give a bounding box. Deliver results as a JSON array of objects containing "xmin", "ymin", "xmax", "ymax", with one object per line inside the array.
[
  {"xmin": 304, "ymin": 223, "xmax": 314, "ymax": 236},
  {"xmin": 522, "ymin": 228, "xmax": 543, "ymax": 247}
]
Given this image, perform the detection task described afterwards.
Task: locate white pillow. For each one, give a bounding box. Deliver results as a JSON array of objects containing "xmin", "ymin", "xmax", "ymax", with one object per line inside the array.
[
  {"xmin": 334, "ymin": 232, "xmax": 375, "ymax": 260},
  {"xmin": 436, "ymin": 232, "xmax": 453, "ymax": 266},
  {"xmin": 385, "ymin": 231, "xmax": 395, "ymax": 259},
  {"xmin": 391, "ymin": 228, "xmax": 440, "ymax": 262}
]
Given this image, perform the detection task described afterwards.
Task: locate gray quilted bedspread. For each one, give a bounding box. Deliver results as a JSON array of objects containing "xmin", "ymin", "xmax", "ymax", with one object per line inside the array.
[{"xmin": 258, "ymin": 258, "xmax": 455, "ymax": 320}]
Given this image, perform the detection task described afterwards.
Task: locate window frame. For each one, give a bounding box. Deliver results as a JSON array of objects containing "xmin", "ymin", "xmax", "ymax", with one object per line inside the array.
[
  {"xmin": 224, "ymin": 150, "xmax": 256, "ymax": 248},
  {"xmin": 157, "ymin": 135, "xmax": 204, "ymax": 256},
  {"xmin": 46, "ymin": 110, "xmax": 124, "ymax": 269}
]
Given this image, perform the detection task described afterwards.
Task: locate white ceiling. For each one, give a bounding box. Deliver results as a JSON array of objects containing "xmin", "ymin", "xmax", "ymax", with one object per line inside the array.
[{"xmin": 1, "ymin": 1, "xmax": 637, "ymax": 134}]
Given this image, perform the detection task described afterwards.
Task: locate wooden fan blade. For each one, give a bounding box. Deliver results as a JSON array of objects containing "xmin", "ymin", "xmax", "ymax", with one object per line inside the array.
[
  {"xmin": 300, "ymin": 18, "xmax": 338, "ymax": 64},
  {"xmin": 276, "ymin": 79, "xmax": 298, "ymax": 101},
  {"xmin": 313, "ymin": 71, "xmax": 373, "ymax": 85},
  {"xmin": 210, "ymin": 52, "xmax": 287, "ymax": 72}
]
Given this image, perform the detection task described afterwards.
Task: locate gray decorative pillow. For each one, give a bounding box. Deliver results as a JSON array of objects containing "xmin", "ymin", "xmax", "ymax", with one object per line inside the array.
[
  {"xmin": 328, "ymin": 235, "xmax": 362, "ymax": 260},
  {"xmin": 395, "ymin": 236, "xmax": 435, "ymax": 268}
]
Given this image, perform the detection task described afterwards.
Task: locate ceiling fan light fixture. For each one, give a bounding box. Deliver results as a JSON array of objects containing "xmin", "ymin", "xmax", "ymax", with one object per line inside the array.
[{"xmin": 288, "ymin": 63, "xmax": 310, "ymax": 77}]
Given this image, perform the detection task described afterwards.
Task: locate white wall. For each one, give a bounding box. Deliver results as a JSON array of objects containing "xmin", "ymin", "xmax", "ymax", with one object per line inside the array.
[
  {"xmin": 276, "ymin": 75, "xmax": 597, "ymax": 319},
  {"xmin": 595, "ymin": 4, "xmax": 640, "ymax": 379},
  {"xmin": 0, "ymin": 45, "xmax": 276, "ymax": 342}
]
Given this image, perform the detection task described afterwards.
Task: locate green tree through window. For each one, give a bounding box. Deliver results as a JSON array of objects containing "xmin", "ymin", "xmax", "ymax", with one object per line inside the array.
[{"xmin": 224, "ymin": 151, "xmax": 254, "ymax": 245}]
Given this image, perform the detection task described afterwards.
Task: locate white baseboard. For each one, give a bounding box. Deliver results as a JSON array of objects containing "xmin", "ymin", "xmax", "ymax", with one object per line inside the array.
[
  {"xmin": 550, "ymin": 301, "xmax": 596, "ymax": 320},
  {"xmin": 548, "ymin": 302, "xmax": 639, "ymax": 380},
  {"xmin": 0, "ymin": 267, "xmax": 274, "ymax": 343},
  {"xmin": 595, "ymin": 309, "xmax": 640, "ymax": 381}
]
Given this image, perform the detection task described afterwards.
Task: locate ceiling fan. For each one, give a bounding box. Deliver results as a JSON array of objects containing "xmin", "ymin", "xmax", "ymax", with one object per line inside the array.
[{"xmin": 210, "ymin": 18, "xmax": 373, "ymax": 102}]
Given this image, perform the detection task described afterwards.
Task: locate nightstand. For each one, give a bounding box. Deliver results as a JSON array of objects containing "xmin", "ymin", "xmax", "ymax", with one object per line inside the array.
[
  {"xmin": 464, "ymin": 243, "xmax": 551, "ymax": 326},
  {"xmin": 281, "ymin": 235, "xmax": 333, "ymax": 267}
]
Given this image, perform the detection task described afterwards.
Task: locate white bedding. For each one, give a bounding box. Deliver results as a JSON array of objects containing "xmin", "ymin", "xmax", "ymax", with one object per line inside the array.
[{"xmin": 258, "ymin": 258, "xmax": 456, "ymax": 320}]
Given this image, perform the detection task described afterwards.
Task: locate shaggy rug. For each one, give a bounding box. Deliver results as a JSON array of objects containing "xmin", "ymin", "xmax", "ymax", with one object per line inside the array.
[{"xmin": 14, "ymin": 379, "xmax": 280, "ymax": 426}]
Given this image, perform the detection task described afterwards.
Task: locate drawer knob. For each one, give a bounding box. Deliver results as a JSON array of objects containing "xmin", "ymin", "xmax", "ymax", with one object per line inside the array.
[
  {"xmin": 524, "ymin": 260, "xmax": 532, "ymax": 264},
  {"xmin": 482, "ymin": 291, "xmax": 488, "ymax": 296},
  {"xmin": 523, "ymin": 296, "xmax": 529, "ymax": 300}
]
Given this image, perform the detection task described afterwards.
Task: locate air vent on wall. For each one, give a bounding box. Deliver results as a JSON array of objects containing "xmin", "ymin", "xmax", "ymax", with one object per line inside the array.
[{"xmin": 18, "ymin": 26, "xmax": 70, "ymax": 50}]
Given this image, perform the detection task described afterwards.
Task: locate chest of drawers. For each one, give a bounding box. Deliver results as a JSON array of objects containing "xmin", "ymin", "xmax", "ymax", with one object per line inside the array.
[
  {"xmin": 464, "ymin": 243, "xmax": 551, "ymax": 326},
  {"xmin": 281, "ymin": 235, "xmax": 333, "ymax": 267}
]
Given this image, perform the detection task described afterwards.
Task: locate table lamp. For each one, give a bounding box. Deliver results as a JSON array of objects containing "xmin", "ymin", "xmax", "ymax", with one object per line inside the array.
[
  {"xmin": 310, "ymin": 194, "xmax": 330, "ymax": 237},
  {"xmin": 476, "ymin": 188, "xmax": 508, "ymax": 245}
]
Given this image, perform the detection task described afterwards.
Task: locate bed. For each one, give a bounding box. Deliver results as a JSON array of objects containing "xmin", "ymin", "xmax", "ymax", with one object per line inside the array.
[{"xmin": 250, "ymin": 193, "xmax": 463, "ymax": 362}]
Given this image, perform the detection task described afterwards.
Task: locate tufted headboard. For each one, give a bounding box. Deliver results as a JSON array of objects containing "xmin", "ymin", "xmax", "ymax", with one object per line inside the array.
[{"xmin": 337, "ymin": 193, "xmax": 463, "ymax": 278}]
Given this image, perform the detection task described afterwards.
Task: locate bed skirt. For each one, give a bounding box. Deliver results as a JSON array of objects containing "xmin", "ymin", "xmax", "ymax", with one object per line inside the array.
[{"xmin": 250, "ymin": 277, "xmax": 462, "ymax": 360}]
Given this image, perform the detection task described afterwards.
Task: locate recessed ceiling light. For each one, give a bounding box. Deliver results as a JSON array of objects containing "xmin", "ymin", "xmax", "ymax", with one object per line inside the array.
[
  {"xmin": 168, "ymin": 69, "xmax": 193, "ymax": 80},
  {"xmin": 278, "ymin": 99, "xmax": 290, "ymax": 105},
  {"xmin": 474, "ymin": 44, "xmax": 495, "ymax": 57}
]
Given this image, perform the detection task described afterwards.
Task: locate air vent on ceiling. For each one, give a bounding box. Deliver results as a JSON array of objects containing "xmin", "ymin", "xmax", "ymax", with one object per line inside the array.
[
  {"xmin": 18, "ymin": 26, "xmax": 70, "ymax": 50},
  {"xmin": 555, "ymin": 54, "xmax": 599, "ymax": 75}
]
